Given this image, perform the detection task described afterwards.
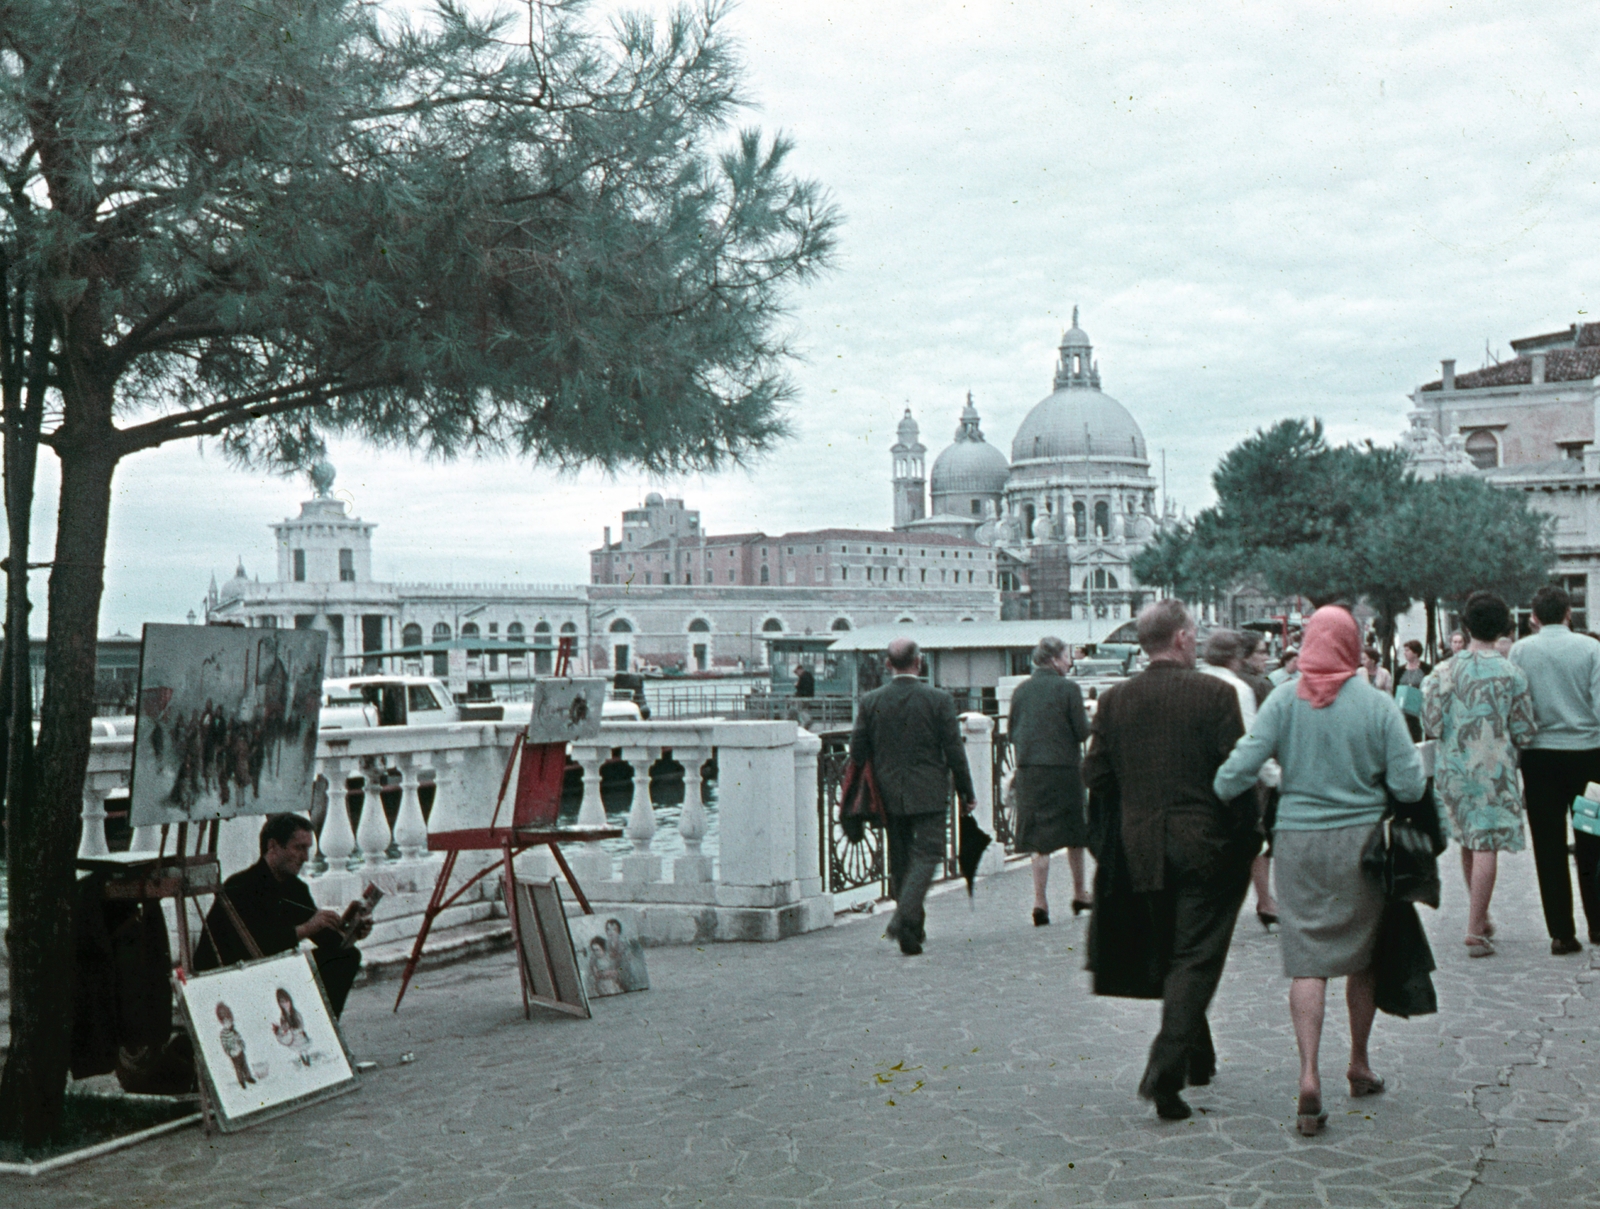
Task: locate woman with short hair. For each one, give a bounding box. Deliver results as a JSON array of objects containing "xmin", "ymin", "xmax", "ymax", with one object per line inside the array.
[
  {"xmin": 1007, "ymin": 635, "xmax": 1093, "ymax": 924},
  {"xmin": 1421, "ymin": 591, "xmax": 1536, "ymax": 957}
]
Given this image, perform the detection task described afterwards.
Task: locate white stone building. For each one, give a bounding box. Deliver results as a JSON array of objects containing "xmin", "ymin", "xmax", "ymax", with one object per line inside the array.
[
  {"xmin": 1404, "ymin": 318, "xmax": 1600, "ymax": 631},
  {"xmin": 895, "ymin": 309, "xmax": 1170, "ymax": 620}
]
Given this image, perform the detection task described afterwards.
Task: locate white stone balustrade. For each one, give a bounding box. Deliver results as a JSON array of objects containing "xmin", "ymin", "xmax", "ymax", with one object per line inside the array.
[{"xmin": 77, "ymin": 715, "xmax": 837, "ymax": 950}]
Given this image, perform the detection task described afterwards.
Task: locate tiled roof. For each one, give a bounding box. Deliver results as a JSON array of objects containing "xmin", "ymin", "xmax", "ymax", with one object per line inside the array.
[
  {"xmin": 1421, "ymin": 346, "xmax": 1600, "ymax": 391},
  {"xmin": 781, "ymin": 528, "xmax": 982, "ymax": 547}
]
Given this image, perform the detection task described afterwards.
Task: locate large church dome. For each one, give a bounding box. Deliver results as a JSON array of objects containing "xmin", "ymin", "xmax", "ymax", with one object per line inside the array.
[
  {"xmin": 931, "ymin": 394, "xmax": 1009, "ymax": 497},
  {"xmin": 1010, "ymin": 311, "xmax": 1148, "ymax": 465}
]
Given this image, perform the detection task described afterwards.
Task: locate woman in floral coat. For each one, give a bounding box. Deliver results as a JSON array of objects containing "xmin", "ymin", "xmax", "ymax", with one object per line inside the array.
[{"xmin": 1422, "ymin": 591, "xmax": 1537, "ymax": 957}]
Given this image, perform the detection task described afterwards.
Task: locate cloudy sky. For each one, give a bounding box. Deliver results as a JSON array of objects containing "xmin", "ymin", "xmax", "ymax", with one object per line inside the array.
[{"xmin": 30, "ymin": 0, "xmax": 1600, "ymax": 634}]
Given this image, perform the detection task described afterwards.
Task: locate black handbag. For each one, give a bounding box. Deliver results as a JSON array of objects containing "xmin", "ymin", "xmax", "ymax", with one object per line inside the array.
[{"xmin": 1361, "ymin": 783, "xmax": 1446, "ymax": 908}]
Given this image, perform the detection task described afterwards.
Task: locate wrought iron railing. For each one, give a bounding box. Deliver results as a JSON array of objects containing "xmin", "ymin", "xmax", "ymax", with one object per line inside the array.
[
  {"xmin": 816, "ymin": 732, "xmax": 885, "ymax": 897},
  {"xmin": 991, "ymin": 733, "xmax": 1015, "ymax": 851}
]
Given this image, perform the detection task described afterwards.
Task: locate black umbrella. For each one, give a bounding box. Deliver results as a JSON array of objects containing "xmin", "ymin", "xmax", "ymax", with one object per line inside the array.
[{"xmin": 958, "ymin": 813, "xmax": 992, "ymax": 895}]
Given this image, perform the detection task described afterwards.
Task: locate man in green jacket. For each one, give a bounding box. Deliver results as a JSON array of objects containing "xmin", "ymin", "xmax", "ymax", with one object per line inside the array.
[{"xmin": 849, "ymin": 637, "xmax": 976, "ymax": 955}]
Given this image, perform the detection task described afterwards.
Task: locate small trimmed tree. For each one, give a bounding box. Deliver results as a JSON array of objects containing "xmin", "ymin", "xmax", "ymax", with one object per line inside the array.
[{"xmin": 0, "ymin": 0, "xmax": 836, "ymax": 1143}]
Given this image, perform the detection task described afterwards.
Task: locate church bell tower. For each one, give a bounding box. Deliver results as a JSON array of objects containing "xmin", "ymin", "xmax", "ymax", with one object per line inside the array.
[{"xmin": 891, "ymin": 408, "xmax": 927, "ymax": 530}]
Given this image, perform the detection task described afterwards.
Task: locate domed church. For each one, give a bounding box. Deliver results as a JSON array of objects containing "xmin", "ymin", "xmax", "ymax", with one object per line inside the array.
[{"xmin": 892, "ymin": 309, "xmax": 1170, "ymax": 621}]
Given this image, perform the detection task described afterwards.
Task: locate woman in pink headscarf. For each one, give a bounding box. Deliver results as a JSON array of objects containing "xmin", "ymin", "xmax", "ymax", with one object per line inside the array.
[{"xmin": 1215, "ymin": 606, "xmax": 1427, "ymax": 1137}]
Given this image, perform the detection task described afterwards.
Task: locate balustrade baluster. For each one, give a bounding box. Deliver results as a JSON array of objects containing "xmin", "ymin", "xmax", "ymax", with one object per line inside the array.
[
  {"xmin": 621, "ymin": 744, "xmax": 661, "ymax": 883},
  {"xmin": 674, "ymin": 748, "xmax": 712, "ymax": 883},
  {"xmin": 567, "ymin": 747, "xmax": 611, "ymax": 883},
  {"xmin": 392, "ymin": 755, "xmax": 430, "ymax": 861},
  {"xmin": 78, "ymin": 785, "xmax": 110, "ymax": 861},
  {"xmin": 318, "ymin": 757, "xmax": 357, "ymax": 871},
  {"xmin": 356, "ymin": 762, "xmax": 393, "ymax": 867}
]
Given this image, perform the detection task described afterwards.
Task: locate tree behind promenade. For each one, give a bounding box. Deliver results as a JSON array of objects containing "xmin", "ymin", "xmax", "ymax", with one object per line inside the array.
[
  {"xmin": 1135, "ymin": 419, "xmax": 1554, "ymax": 653},
  {"xmin": 0, "ymin": 0, "xmax": 836, "ymax": 1144}
]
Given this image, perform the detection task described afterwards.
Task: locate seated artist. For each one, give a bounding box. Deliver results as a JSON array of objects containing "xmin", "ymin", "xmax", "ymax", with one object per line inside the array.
[{"xmin": 194, "ymin": 813, "xmax": 371, "ymax": 1017}]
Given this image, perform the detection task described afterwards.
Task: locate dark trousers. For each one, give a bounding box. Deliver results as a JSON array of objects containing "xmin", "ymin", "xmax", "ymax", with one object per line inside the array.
[
  {"xmin": 1139, "ymin": 851, "xmax": 1251, "ymax": 1098},
  {"xmin": 1519, "ymin": 748, "xmax": 1600, "ymax": 942},
  {"xmin": 884, "ymin": 811, "xmax": 947, "ymax": 941},
  {"xmin": 313, "ymin": 945, "xmax": 362, "ymax": 1017}
]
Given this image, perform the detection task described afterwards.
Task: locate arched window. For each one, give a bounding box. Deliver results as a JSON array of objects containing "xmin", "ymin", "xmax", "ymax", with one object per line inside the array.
[
  {"xmin": 1023, "ymin": 503, "xmax": 1036, "ymax": 538},
  {"xmin": 609, "ymin": 618, "xmax": 633, "ymax": 673},
  {"xmin": 461, "ymin": 622, "xmax": 480, "ymax": 639},
  {"xmin": 761, "ymin": 618, "xmax": 783, "ymax": 632},
  {"xmin": 430, "ymin": 622, "xmax": 450, "ymax": 676},
  {"xmin": 401, "ymin": 622, "xmax": 423, "ymax": 649},
  {"xmin": 831, "ymin": 618, "xmax": 852, "ymax": 632},
  {"xmin": 1094, "ymin": 501, "xmax": 1110, "ymax": 536},
  {"xmin": 1073, "ymin": 501, "xmax": 1086, "ymax": 538},
  {"xmin": 687, "ymin": 618, "xmax": 711, "ymax": 633},
  {"xmin": 1464, "ymin": 430, "xmax": 1499, "ymax": 470},
  {"xmin": 1089, "ymin": 569, "xmax": 1120, "ymax": 590},
  {"xmin": 759, "ymin": 564, "xmax": 770, "ymax": 584}
]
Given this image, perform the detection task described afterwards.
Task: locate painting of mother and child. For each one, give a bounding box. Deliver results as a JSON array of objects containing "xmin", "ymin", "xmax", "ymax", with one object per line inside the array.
[{"xmin": 573, "ymin": 916, "xmax": 650, "ymax": 999}]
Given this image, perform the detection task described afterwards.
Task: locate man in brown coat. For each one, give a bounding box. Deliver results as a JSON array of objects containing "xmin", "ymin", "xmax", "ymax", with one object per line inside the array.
[{"xmin": 1083, "ymin": 600, "xmax": 1257, "ymax": 1121}]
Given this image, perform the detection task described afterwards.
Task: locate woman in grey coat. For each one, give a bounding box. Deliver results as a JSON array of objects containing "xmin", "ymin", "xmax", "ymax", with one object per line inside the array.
[{"xmin": 1007, "ymin": 636, "xmax": 1093, "ymax": 925}]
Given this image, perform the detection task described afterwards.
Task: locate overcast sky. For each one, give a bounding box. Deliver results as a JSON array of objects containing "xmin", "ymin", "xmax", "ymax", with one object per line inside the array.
[{"xmin": 30, "ymin": 0, "xmax": 1600, "ymax": 635}]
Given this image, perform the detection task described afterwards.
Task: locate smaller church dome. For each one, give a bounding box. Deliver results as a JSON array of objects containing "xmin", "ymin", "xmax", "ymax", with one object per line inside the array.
[
  {"xmin": 645, "ymin": 491, "xmax": 664, "ymax": 506},
  {"xmin": 930, "ymin": 393, "xmax": 1009, "ymax": 496},
  {"xmin": 218, "ymin": 558, "xmax": 251, "ymax": 602}
]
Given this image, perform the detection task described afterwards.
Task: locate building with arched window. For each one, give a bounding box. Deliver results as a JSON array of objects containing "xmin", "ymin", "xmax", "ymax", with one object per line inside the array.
[
  {"xmin": 1405, "ymin": 318, "xmax": 1600, "ymax": 633},
  {"xmin": 892, "ymin": 309, "xmax": 1170, "ymax": 622}
]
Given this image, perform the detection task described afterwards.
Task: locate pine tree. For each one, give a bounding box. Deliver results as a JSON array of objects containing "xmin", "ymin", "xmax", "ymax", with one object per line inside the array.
[{"xmin": 0, "ymin": 0, "xmax": 836, "ymax": 1143}]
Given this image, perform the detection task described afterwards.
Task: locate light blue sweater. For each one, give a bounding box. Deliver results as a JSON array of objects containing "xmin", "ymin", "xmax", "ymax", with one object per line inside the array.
[
  {"xmin": 1507, "ymin": 624, "xmax": 1600, "ymax": 750},
  {"xmin": 1214, "ymin": 676, "xmax": 1426, "ymax": 831}
]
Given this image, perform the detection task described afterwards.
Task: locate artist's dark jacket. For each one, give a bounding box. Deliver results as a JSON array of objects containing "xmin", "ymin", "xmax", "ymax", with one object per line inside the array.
[
  {"xmin": 849, "ymin": 675, "xmax": 976, "ymax": 816},
  {"xmin": 1082, "ymin": 663, "xmax": 1254, "ymax": 893},
  {"xmin": 193, "ymin": 858, "xmax": 334, "ymax": 969},
  {"xmin": 1008, "ymin": 667, "xmax": 1091, "ymax": 766}
]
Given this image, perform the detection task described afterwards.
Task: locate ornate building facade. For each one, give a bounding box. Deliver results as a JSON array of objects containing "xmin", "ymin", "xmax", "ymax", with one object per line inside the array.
[
  {"xmin": 895, "ymin": 310, "xmax": 1169, "ymax": 622},
  {"xmin": 1404, "ymin": 319, "xmax": 1600, "ymax": 630}
]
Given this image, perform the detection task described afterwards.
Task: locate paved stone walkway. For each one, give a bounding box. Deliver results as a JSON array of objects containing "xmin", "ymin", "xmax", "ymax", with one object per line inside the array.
[{"xmin": 18, "ymin": 852, "xmax": 1600, "ymax": 1207}]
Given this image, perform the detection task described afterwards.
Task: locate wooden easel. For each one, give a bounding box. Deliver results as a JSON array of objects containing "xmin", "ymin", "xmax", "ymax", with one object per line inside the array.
[
  {"xmin": 392, "ymin": 731, "xmax": 621, "ymax": 1013},
  {"xmin": 78, "ymin": 817, "xmax": 264, "ymax": 1133}
]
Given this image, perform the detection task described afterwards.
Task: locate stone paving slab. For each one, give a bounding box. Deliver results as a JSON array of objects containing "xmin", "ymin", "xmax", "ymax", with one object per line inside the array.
[{"xmin": 15, "ymin": 853, "xmax": 1600, "ymax": 1207}]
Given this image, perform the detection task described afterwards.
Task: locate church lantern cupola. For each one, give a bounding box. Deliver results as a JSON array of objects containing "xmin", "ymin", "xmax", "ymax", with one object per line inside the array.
[{"xmin": 1053, "ymin": 306, "xmax": 1101, "ymax": 390}]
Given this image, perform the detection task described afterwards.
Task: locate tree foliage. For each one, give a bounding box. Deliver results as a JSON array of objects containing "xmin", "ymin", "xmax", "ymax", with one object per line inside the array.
[
  {"xmin": 0, "ymin": 0, "xmax": 836, "ymax": 1143},
  {"xmin": 1138, "ymin": 418, "xmax": 1556, "ymax": 655}
]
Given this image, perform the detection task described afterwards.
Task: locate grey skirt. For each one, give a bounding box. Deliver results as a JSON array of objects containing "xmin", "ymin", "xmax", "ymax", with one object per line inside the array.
[
  {"xmin": 1012, "ymin": 765, "xmax": 1089, "ymax": 854},
  {"xmin": 1273, "ymin": 824, "xmax": 1385, "ymax": 978}
]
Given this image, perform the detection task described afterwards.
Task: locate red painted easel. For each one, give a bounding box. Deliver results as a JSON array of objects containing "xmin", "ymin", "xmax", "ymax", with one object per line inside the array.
[{"xmin": 394, "ymin": 649, "xmax": 620, "ymax": 1013}]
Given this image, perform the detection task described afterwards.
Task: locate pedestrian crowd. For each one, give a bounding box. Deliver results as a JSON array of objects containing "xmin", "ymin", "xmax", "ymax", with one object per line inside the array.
[{"xmin": 846, "ymin": 583, "xmax": 1600, "ymax": 1136}]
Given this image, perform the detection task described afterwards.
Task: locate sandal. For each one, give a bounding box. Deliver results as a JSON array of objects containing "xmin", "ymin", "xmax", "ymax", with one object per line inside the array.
[
  {"xmin": 1347, "ymin": 1072, "xmax": 1386, "ymax": 1097},
  {"xmin": 1465, "ymin": 934, "xmax": 1495, "ymax": 958},
  {"xmin": 1295, "ymin": 1091, "xmax": 1327, "ymax": 1137}
]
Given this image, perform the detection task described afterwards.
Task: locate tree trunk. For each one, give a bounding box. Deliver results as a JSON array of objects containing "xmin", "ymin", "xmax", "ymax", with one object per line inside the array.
[
  {"xmin": 0, "ymin": 446, "xmax": 116, "ymax": 1146},
  {"xmin": 1425, "ymin": 598, "xmax": 1439, "ymax": 665}
]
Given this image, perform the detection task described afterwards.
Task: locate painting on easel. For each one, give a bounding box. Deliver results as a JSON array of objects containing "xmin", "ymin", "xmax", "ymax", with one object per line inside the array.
[{"xmin": 129, "ymin": 624, "xmax": 327, "ymax": 828}]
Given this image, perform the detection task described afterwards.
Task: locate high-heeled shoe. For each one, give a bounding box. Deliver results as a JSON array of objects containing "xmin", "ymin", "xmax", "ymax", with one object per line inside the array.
[
  {"xmin": 1257, "ymin": 910, "xmax": 1278, "ymax": 931},
  {"xmin": 1032, "ymin": 908, "xmax": 1050, "ymax": 927},
  {"xmin": 1347, "ymin": 1072, "xmax": 1385, "ymax": 1098},
  {"xmin": 1071, "ymin": 899, "xmax": 1093, "ymax": 916},
  {"xmin": 1295, "ymin": 1092, "xmax": 1327, "ymax": 1137}
]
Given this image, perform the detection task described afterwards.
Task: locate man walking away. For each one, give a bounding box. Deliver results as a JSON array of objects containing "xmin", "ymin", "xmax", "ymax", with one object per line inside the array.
[
  {"xmin": 1508, "ymin": 585, "xmax": 1600, "ymax": 954},
  {"xmin": 1084, "ymin": 601, "xmax": 1258, "ymax": 1121},
  {"xmin": 849, "ymin": 637, "xmax": 976, "ymax": 955}
]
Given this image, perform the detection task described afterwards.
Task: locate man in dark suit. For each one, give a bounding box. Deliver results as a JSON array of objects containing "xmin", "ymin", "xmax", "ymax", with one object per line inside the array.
[
  {"xmin": 849, "ymin": 637, "xmax": 976, "ymax": 955},
  {"xmin": 194, "ymin": 813, "xmax": 371, "ymax": 1016},
  {"xmin": 1084, "ymin": 600, "xmax": 1256, "ymax": 1121}
]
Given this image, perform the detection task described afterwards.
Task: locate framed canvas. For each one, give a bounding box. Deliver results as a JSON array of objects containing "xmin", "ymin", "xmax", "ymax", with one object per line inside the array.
[
  {"xmin": 508, "ymin": 878, "xmax": 590, "ymax": 1019},
  {"xmin": 525, "ymin": 678, "xmax": 606, "ymax": 745},
  {"xmin": 569, "ymin": 911, "xmax": 651, "ymax": 999},
  {"xmin": 130, "ymin": 624, "xmax": 327, "ymax": 827},
  {"xmin": 174, "ymin": 950, "xmax": 358, "ymax": 1132}
]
